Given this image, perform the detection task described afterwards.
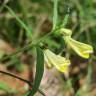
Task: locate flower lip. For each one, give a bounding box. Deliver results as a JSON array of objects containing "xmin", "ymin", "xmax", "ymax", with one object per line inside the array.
[{"xmin": 83, "ymin": 49, "xmax": 93, "ymax": 54}]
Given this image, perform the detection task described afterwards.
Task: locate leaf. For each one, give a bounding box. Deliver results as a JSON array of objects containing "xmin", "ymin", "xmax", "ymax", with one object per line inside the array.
[
  {"xmin": 61, "ymin": 9, "xmax": 70, "ymax": 27},
  {"xmin": 27, "ymin": 47, "xmax": 44, "ymax": 96},
  {"xmin": 5, "ymin": 5, "xmax": 32, "ymax": 39},
  {"xmin": 52, "ymin": 0, "xmax": 58, "ymax": 30}
]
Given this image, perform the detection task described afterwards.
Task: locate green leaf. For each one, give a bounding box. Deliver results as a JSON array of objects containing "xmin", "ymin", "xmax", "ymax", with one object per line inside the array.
[
  {"xmin": 5, "ymin": 5, "xmax": 32, "ymax": 39},
  {"xmin": 27, "ymin": 47, "xmax": 44, "ymax": 96},
  {"xmin": 61, "ymin": 13, "xmax": 69, "ymax": 27},
  {"xmin": 52, "ymin": 0, "xmax": 58, "ymax": 30},
  {"xmin": 60, "ymin": 7, "xmax": 70, "ymax": 28}
]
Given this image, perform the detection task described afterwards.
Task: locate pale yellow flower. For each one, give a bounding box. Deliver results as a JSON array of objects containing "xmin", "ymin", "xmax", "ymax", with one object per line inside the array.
[
  {"xmin": 64, "ymin": 37, "xmax": 93, "ymax": 59},
  {"xmin": 44, "ymin": 49, "xmax": 70, "ymax": 73},
  {"xmin": 60, "ymin": 28, "xmax": 93, "ymax": 59}
]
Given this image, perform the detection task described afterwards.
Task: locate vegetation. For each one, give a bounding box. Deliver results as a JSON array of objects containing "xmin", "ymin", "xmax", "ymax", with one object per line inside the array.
[{"xmin": 0, "ymin": 0, "xmax": 96, "ymax": 96}]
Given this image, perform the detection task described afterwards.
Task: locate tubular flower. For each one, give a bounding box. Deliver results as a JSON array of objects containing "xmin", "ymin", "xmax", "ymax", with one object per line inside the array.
[
  {"xmin": 60, "ymin": 28, "xmax": 93, "ymax": 59},
  {"xmin": 44, "ymin": 49, "xmax": 70, "ymax": 73}
]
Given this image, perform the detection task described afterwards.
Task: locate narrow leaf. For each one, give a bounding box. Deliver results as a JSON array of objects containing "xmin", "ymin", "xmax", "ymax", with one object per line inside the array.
[
  {"xmin": 52, "ymin": 0, "xmax": 58, "ymax": 30},
  {"xmin": 28, "ymin": 47, "xmax": 44, "ymax": 96},
  {"xmin": 5, "ymin": 5, "xmax": 32, "ymax": 39},
  {"xmin": 61, "ymin": 7, "xmax": 70, "ymax": 27}
]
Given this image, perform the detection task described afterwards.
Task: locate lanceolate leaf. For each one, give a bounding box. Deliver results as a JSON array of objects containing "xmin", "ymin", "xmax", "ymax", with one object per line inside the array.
[
  {"xmin": 52, "ymin": 0, "xmax": 58, "ymax": 30},
  {"xmin": 28, "ymin": 47, "xmax": 44, "ymax": 96},
  {"xmin": 5, "ymin": 5, "xmax": 32, "ymax": 39}
]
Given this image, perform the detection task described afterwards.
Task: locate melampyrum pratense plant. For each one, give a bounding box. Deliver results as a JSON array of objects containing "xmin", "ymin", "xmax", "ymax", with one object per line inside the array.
[{"xmin": 0, "ymin": 0, "xmax": 94, "ymax": 96}]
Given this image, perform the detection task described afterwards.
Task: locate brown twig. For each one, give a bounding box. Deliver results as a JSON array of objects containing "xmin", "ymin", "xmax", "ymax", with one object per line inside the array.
[{"xmin": 0, "ymin": 70, "xmax": 46, "ymax": 96}]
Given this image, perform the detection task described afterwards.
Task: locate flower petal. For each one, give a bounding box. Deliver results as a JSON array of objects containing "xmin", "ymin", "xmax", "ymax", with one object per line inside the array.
[
  {"xmin": 65, "ymin": 37, "xmax": 93, "ymax": 59},
  {"xmin": 44, "ymin": 54, "xmax": 53, "ymax": 68},
  {"xmin": 44, "ymin": 49, "xmax": 70, "ymax": 73}
]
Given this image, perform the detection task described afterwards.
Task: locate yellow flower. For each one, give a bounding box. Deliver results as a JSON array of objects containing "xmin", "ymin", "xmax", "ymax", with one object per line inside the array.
[
  {"xmin": 65, "ymin": 37, "xmax": 93, "ymax": 58},
  {"xmin": 44, "ymin": 49, "xmax": 70, "ymax": 73},
  {"xmin": 60, "ymin": 28, "xmax": 93, "ymax": 59}
]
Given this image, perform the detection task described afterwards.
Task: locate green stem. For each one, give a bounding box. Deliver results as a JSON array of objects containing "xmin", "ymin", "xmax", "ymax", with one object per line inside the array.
[{"xmin": 0, "ymin": 27, "xmax": 59, "ymax": 62}]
